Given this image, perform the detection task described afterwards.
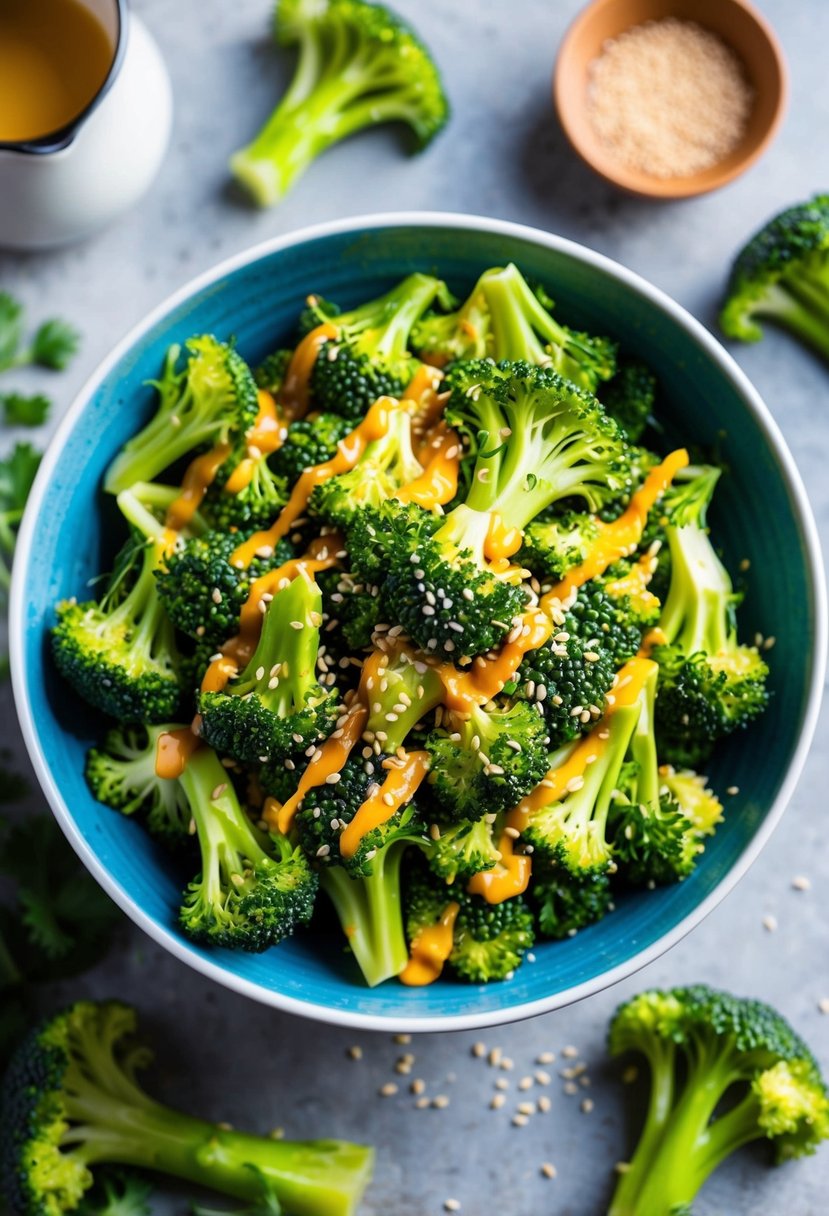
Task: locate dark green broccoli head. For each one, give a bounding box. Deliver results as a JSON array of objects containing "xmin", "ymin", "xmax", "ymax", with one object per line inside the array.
[
  {"xmin": 532, "ymin": 866, "xmax": 613, "ymax": 938},
  {"xmin": 155, "ymin": 529, "xmax": 293, "ymax": 648},
  {"xmin": 204, "ymin": 456, "xmax": 288, "ymax": 532},
  {"xmin": 343, "ymin": 499, "xmax": 440, "ymax": 587},
  {"xmin": 52, "ymin": 539, "xmax": 182, "ymax": 724},
  {"xmin": 269, "ymin": 414, "xmax": 352, "ymax": 486},
  {"xmin": 424, "ymin": 702, "xmax": 549, "ymax": 822},
  {"xmin": 320, "ymin": 570, "xmax": 383, "ymax": 654},
  {"xmin": 720, "ymin": 194, "xmax": 829, "ymax": 353},
  {"xmin": 85, "ymin": 724, "xmax": 193, "ymax": 849},
  {"xmin": 653, "ymin": 644, "xmax": 770, "ymax": 768},
  {"xmin": 450, "ymin": 892, "xmax": 535, "ymax": 983},
  {"xmin": 308, "ymin": 403, "xmax": 423, "ymax": 527},
  {"xmin": 303, "ymin": 275, "xmax": 450, "ymax": 420},
  {"xmin": 600, "ymin": 358, "xmax": 657, "ymax": 443},
  {"xmin": 610, "ymin": 763, "xmax": 700, "ymax": 885},
  {"xmin": 199, "ymin": 573, "xmax": 338, "ymax": 765},
  {"xmin": 296, "ymin": 752, "xmax": 428, "ymax": 878},
  {"xmin": 518, "ymin": 511, "xmax": 601, "ymax": 582},
  {"xmin": 425, "ymin": 815, "xmax": 502, "ymax": 884},
  {"xmin": 254, "ymin": 348, "xmax": 293, "ymax": 394},
  {"xmin": 105, "ymin": 336, "xmax": 260, "ymax": 495},
  {"xmin": 387, "ymin": 503, "xmax": 528, "ymax": 660}
]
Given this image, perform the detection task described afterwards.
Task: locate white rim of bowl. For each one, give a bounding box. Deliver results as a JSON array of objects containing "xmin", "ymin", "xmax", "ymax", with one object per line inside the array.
[{"xmin": 11, "ymin": 211, "xmax": 827, "ymax": 1033}]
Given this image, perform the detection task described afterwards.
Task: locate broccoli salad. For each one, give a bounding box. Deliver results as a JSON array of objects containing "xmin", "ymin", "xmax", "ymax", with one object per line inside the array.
[{"xmin": 52, "ymin": 263, "xmax": 770, "ymax": 988}]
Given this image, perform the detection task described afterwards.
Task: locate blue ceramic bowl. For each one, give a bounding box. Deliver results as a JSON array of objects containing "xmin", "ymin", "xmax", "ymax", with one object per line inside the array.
[{"xmin": 11, "ymin": 214, "xmax": 826, "ymax": 1031}]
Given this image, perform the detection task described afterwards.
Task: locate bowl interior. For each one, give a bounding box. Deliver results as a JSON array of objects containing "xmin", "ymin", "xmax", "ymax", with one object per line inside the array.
[
  {"xmin": 554, "ymin": 0, "xmax": 787, "ymax": 199},
  {"xmin": 15, "ymin": 219, "xmax": 821, "ymax": 1027}
]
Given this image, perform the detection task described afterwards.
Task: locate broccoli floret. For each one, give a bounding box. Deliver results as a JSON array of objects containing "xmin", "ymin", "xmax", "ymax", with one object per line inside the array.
[
  {"xmin": 297, "ymin": 751, "xmax": 428, "ymax": 986},
  {"xmin": 254, "ymin": 348, "xmax": 293, "ymax": 394},
  {"xmin": 424, "ymin": 702, "xmax": 549, "ymax": 822},
  {"xmin": 659, "ymin": 764, "xmax": 723, "ymax": 838},
  {"xmin": 521, "ymin": 694, "xmax": 643, "ymax": 875},
  {"xmin": 403, "ymin": 868, "xmax": 534, "ymax": 983},
  {"xmin": 653, "ymin": 467, "xmax": 769, "ymax": 766},
  {"xmin": 532, "ymin": 866, "xmax": 613, "ymax": 938},
  {"xmin": 105, "ymin": 337, "xmax": 259, "ymax": 494},
  {"xmin": 518, "ymin": 510, "xmax": 601, "ymax": 582},
  {"xmin": 720, "ymin": 193, "xmax": 829, "ymax": 358},
  {"xmin": 0, "ymin": 1000, "xmax": 374, "ymax": 1216},
  {"xmin": 52, "ymin": 493, "xmax": 182, "ymax": 724},
  {"xmin": 600, "ymin": 358, "xmax": 657, "ymax": 442},
  {"xmin": 85, "ymin": 724, "xmax": 193, "ymax": 849},
  {"xmin": 414, "ymin": 264, "xmax": 617, "ymax": 391},
  {"xmin": 309, "ymin": 402, "xmax": 424, "ymax": 526},
  {"xmin": 302, "ymin": 274, "xmax": 450, "ymax": 420},
  {"xmin": 320, "ymin": 570, "xmax": 383, "ymax": 654},
  {"xmin": 155, "ymin": 529, "xmax": 293, "ymax": 648},
  {"xmin": 270, "ymin": 414, "xmax": 353, "ymax": 486},
  {"xmin": 203, "ymin": 455, "xmax": 288, "ymax": 532},
  {"xmin": 450, "ymin": 891, "xmax": 535, "ymax": 983},
  {"xmin": 200, "ymin": 572, "xmax": 338, "ymax": 765},
  {"xmin": 178, "ymin": 746, "xmax": 317, "ymax": 950},
  {"xmin": 343, "ymin": 500, "xmax": 439, "ymax": 586},
  {"xmin": 230, "ymin": 0, "xmax": 449, "ymax": 207},
  {"xmin": 607, "ymin": 985, "xmax": 829, "ymax": 1216},
  {"xmin": 425, "ymin": 815, "xmax": 502, "ymax": 884},
  {"xmin": 363, "ymin": 645, "xmax": 445, "ymax": 753}
]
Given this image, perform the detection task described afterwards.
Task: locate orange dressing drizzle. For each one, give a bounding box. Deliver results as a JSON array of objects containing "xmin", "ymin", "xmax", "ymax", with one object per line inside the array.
[
  {"xmin": 467, "ymin": 830, "xmax": 532, "ymax": 903},
  {"xmin": 280, "ymin": 322, "xmax": 339, "ymax": 419},
  {"xmin": 155, "ymin": 727, "xmax": 201, "ymax": 778},
  {"xmin": 164, "ymin": 442, "xmax": 232, "ymax": 535},
  {"xmin": 542, "ymin": 449, "xmax": 689, "ymax": 606},
  {"xmin": 230, "ymin": 397, "xmax": 394, "ymax": 570},
  {"xmin": 436, "ymin": 609, "xmax": 553, "ymax": 714},
  {"xmin": 222, "ymin": 391, "xmax": 287, "ymax": 495},
  {"xmin": 638, "ymin": 626, "xmax": 668, "ymax": 657},
  {"xmin": 340, "ymin": 750, "xmax": 430, "ymax": 859},
  {"xmin": 396, "ymin": 421, "xmax": 459, "ymax": 509},
  {"xmin": 484, "ymin": 512, "xmax": 523, "ymax": 562},
  {"xmin": 267, "ymin": 650, "xmax": 389, "ymax": 834},
  {"xmin": 403, "ymin": 364, "xmax": 445, "ymax": 428},
  {"xmin": 399, "ymin": 901, "xmax": 460, "ymax": 986}
]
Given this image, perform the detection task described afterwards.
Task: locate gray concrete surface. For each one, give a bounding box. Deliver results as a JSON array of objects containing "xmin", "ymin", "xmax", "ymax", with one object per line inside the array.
[{"xmin": 2, "ymin": 0, "xmax": 829, "ymax": 1211}]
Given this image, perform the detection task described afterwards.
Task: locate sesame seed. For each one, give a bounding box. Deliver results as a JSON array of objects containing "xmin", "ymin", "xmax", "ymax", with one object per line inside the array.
[
  {"xmin": 535, "ymin": 1070, "xmax": 551, "ymax": 1086},
  {"xmin": 414, "ymin": 1096, "xmax": 430, "ymax": 1109},
  {"xmin": 541, "ymin": 1163, "xmax": 557, "ymax": 1180},
  {"xmin": 500, "ymin": 1057, "xmax": 514, "ymax": 1071},
  {"xmin": 379, "ymin": 1083, "xmax": 398, "ymax": 1097},
  {"xmin": 210, "ymin": 783, "xmax": 227, "ymax": 800},
  {"xmin": 622, "ymin": 1065, "xmax": 638, "ymax": 1084},
  {"xmin": 512, "ymin": 1114, "xmax": 528, "ymax": 1128},
  {"xmin": 563, "ymin": 1082, "xmax": 578, "ymax": 1095},
  {"xmin": 472, "ymin": 1041, "xmax": 486, "ymax": 1058},
  {"xmin": 488, "ymin": 1048, "xmax": 502, "ymax": 1067},
  {"xmin": 762, "ymin": 914, "xmax": 778, "ymax": 932},
  {"xmin": 325, "ymin": 772, "xmax": 341, "ymax": 784},
  {"xmin": 537, "ymin": 1095, "xmax": 552, "ymax": 1113},
  {"xmin": 818, "ymin": 998, "xmax": 829, "ymax": 1015},
  {"xmin": 410, "ymin": 1078, "xmax": 426, "ymax": 1095},
  {"xmin": 792, "ymin": 875, "xmax": 811, "ymax": 891},
  {"xmin": 727, "ymin": 785, "xmax": 739, "ymax": 796},
  {"xmin": 518, "ymin": 1101, "xmax": 535, "ymax": 1116},
  {"xmin": 316, "ymin": 844, "xmax": 330, "ymax": 858},
  {"xmin": 495, "ymin": 1077, "xmax": 509, "ymax": 1091},
  {"xmin": 490, "ymin": 1093, "xmax": 506, "ymax": 1110},
  {"xmin": 537, "ymin": 1051, "xmax": 555, "ymax": 1065},
  {"xmin": 211, "ymin": 588, "xmax": 223, "ymax": 604},
  {"xmin": 432, "ymin": 1094, "xmax": 450, "ymax": 1109},
  {"xmin": 581, "ymin": 1098, "xmax": 594, "ymax": 1114},
  {"xmin": 347, "ymin": 1046, "xmax": 363, "ymax": 1060},
  {"xmin": 444, "ymin": 1200, "xmax": 461, "ymax": 1212},
  {"xmin": 562, "ymin": 1045, "xmax": 578, "ymax": 1058}
]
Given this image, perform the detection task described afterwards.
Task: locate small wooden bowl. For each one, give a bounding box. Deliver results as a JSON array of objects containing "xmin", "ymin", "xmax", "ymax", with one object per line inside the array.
[{"xmin": 553, "ymin": 0, "xmax": 787, "ymax": 199}]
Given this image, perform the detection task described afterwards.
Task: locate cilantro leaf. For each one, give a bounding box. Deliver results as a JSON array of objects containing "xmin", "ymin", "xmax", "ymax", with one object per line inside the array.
[
  {"xmin": 1, "ymin": 391, "xmax": 51, "ymax": 426},
  {"xmin": 0, "ymin": 441, "xmax": 42, "ymax": 590},
  {"xmin": 0, "ymin": 292, "xmax": 24, "ymax": 372},
  {"xmin": 29, "ymin": 318, "xmax": 81, "ymax": 370}
]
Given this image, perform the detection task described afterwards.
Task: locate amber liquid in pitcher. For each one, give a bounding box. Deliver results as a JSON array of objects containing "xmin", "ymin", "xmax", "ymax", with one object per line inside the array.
[{"xmin": 0, "ymin": 0, "xmax": 114, "ymax": 143}]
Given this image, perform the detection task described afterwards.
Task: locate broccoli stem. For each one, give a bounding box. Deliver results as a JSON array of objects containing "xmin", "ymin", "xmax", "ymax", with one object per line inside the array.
[
  {"xmin": 237, "ymin": 573, "xmax": 322, "ymax": 713},
  {"xmin": 659, "ymin": 524, "xmax": 731, "ymax": 655},
  {"xmin": 179, "ymin": 748, "xmax": 271, "ymax": 880},
  {"xmin": 63, "ymin": 1080, "xmax": 372, "ymax": 1216},
  {"xmin": 481, "ymin": 263, "xmax": 562, "ymax": 365},
  {"xmin": 771, "ymin": 275, "xmax": 829, "ymax": 361},
  {"xmin": 231, "ymin": 66, "xmax": 412, "ymax": 208},
  {"xmin": 607, "ymin": 1043, "xmax": 755, "ymax": 1216},
  {"xmin": 319, "ymin": 844, "xmax": 410, "ymax": 987}
]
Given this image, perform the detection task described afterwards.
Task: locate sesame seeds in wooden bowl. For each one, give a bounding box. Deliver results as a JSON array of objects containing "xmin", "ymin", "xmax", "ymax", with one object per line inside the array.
[{"xmin": 553, "ymin": 0, "xmax": 787, "ymax": 199}]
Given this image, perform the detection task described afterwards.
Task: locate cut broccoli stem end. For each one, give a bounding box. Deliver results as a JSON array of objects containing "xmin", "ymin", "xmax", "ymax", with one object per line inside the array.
[{"xmin": 319, "ymin": 845, "xmax": 410, "ymax": 988}]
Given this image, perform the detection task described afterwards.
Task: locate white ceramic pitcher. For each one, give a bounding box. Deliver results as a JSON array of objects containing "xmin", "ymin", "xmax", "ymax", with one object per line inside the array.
[{"xmin": 0, "ymin": 0, "xmax": 173, "ymax": 250}]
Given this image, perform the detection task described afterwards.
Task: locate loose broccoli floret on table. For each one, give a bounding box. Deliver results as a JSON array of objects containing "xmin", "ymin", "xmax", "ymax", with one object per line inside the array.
[
  {"xmin": 720, "ymin": 193, "xmax": 829, "ymax": 359},
  {"xmin": 231, "ymin": 0, "xmax": 450, "ymax": 208},
  {"xmin": 52, "ymin": 492, "xmax": 182, "ymax": 723},
  {"xmin": 85, "ymin": 723, "xmax": 193, "ymax": 849},
  {"xmin": 424, "ymin": 701, "xmax": 549, "ymax": 821},
  {"xmin": 0, "ymin": 1000, "xmax": 374, "ymax": 1216},
  {"xmin": 532, "ymin": 866, "xmax": 613, "ymax": 939},
  {"xmin": 606, "ymin": 985, "xmax": 829, "ymax": 1216},
  {"xmin": 652, "ymin": 466, "xmax": 769, "ymax": 766},
  {"xmin": 178, "ymin": 746, "xmax": 317, "ymax": 950},
  {"xmin": 413, "ymin": 263, "xmax": 617, "ymax": 391},
  {"xmin": 200, "ymin": 572, "xmax": 338, "ymax": 765},
  {"xmin": 155, "ymin": 529, "xmax": 293, "ymax": 648},
  {"xmin": 301, "ymin": 273, "xmax": 450, "ymax": 420},
  {"xmin": 105, "ymin": 336, "xmax": 259, "ymax": 494}
]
